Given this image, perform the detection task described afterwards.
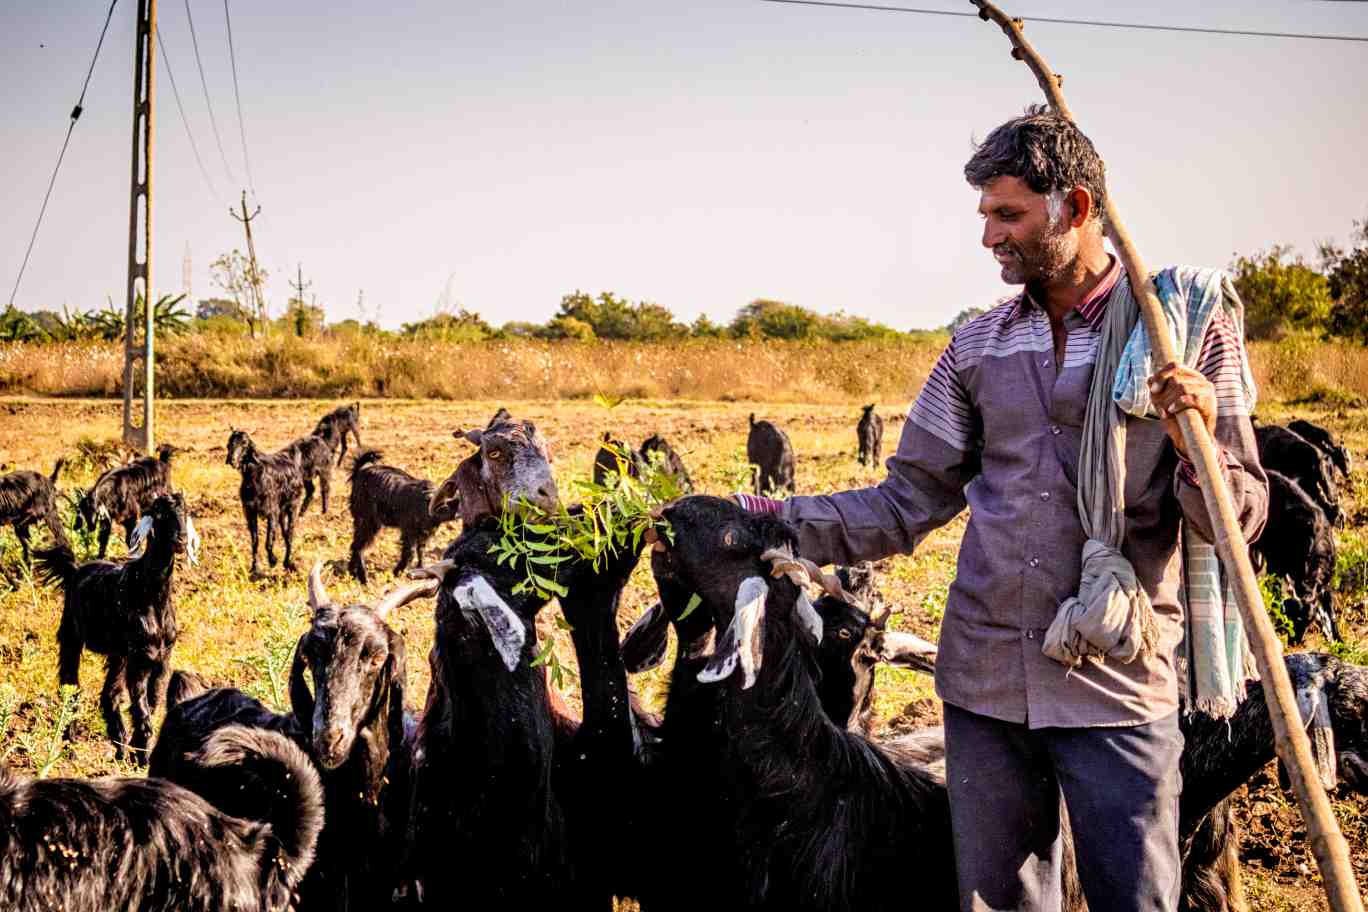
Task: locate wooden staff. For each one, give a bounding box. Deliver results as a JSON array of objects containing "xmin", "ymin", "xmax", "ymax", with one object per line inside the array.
[{"xmin": 967, "ymin": 3, "xmax": 1363, "ymax": 908}]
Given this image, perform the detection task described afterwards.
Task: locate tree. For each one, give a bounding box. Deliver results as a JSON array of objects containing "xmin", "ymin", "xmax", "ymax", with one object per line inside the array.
[
  {"xmin": 538, "ymin": 314, "xmax": 596, "ymax": 341},
  {"xmin": 945, "ymin": 307, "xmax": 987, "ymax": 333},
  {"xmin": 210, "ymin": 250, "xmax": 268, "ymax": 337},
  {"xmin": 401, "ymin": 308, "xmax": 493, "ymax": 342},
  {"xmin": 690, "ymin": 314, "xmax": 725, "ymax": 338},
  {"xmin": 1321, "ymin": 216, "xmax": 1368, "ymax": 344},
  {"xmin": 1229, "ymin": 245, "xmax": 1331, "ymax": 340},
  {"xmin": 555, "ymin": 290, "xmax": 687, "ymax": 341},
  {"xmin": 729, "ymin": 299, "xmax": 818, "ymax": 340}
]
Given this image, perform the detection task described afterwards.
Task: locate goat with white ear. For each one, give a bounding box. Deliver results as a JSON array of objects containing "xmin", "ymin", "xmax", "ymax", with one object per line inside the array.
[
  {"xmin": 399, "ymin": 521, "xmax": 578, "ymax": 908},
  {"xmin": 648, "ymin": 495, "xmax": 957, "ymax": 912}
]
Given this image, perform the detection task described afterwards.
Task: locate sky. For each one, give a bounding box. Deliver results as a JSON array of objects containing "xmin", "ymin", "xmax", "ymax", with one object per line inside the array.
[{"xmin": 2, "ymin": 1, "xmax": 1367, "ymax": 332}]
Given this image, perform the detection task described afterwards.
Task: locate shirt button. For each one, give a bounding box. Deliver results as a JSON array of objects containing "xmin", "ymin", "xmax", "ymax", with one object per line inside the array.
[
  {"xmin": 1025, "ymin": 629, "xmax": 1036, "ymax": 640},
  {"xmin": 1028, "ymin": 557, "xmax": 1040, "ymax": 568},
  {"xmin": 1039, "ymin": 491, "xmax": 1051, "ymax": 501},
  {"xmin": 1050, "ymin": 424, "xmax": 1062, "ymax": 436}
]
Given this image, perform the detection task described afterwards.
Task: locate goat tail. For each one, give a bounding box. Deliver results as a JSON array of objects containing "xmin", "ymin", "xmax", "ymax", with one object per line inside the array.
[
  {"xmin": 350, "ymin": 448, "xmax": 384, "ymax": 481},
  {"xmin": 194, "ymin": 725, "xmax": 325, "ymax": 899},
  {"xmin": 49, "ymin": 457, "xmax": 65, "ymax": 484},
  {"xmin": 32, "ymin": 544, "xmax": 77, "ymax": 589},
  {"xmin": 166, "ymin": 669, "xmax": 211, "ymax": 707}
]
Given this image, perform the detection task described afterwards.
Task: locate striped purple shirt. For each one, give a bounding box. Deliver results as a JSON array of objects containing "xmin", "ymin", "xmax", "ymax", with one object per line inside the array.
[{"xmin": 769, "ymin": 260, "xmax": 1268, "ymax": 728}]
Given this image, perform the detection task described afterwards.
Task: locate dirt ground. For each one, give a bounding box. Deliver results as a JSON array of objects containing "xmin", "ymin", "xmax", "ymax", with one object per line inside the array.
[{"xmin": 0, "ymin": 396, "xmax": 1364, "ymax": 908}]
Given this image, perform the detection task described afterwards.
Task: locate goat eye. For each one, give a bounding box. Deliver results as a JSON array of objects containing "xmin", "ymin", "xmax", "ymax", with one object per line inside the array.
[
  {"xmin": 487, "ymin": 449, "xmax": 502, "ymax": 460},
  {"xmin": 837, "ymin": 629, "xmax": 852, "ymax": 640}
]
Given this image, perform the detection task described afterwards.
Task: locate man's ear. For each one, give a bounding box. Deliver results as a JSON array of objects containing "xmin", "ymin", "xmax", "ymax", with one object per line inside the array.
[{"xmin": 1067, "ymin": 186, "xmax": 1093, "ymax": 228}]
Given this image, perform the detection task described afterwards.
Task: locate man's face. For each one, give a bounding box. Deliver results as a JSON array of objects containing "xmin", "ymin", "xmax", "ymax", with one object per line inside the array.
[{"xmin": 977, "ymin": 175, "xmax": 1076, "ymax": 286}]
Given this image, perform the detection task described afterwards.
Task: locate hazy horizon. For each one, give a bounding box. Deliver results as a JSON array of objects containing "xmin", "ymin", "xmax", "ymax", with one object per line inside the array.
[{"xmin": 4, "ymin": 1, "xmax": 1366, "ymax": 331}]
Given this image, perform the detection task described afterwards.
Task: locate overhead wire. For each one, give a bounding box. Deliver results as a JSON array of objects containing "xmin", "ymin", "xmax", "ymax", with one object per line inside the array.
[
  {"xmin": 222, "ymin": 0, "xmax": 256, "ymax": 195},
  {"xmin": 760, "ymin": 0, "xmax": 1368, "ymax": 43},
  {"xmin": 156, "ymin": 24, "xmax": 222, "ymax": 203},
  {"xmin": 184, "ymin": 0, "xmax": 236, "ymax": 184},
  {"xmin": 8, "ymin": 0, "xmax": 121, "ymax": 311}
]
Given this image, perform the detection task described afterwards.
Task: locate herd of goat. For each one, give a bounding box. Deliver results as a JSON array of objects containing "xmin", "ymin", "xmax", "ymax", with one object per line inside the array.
[{"xmin": 0, "ymin": 401, "xmax": 1364, "ymax": 911}]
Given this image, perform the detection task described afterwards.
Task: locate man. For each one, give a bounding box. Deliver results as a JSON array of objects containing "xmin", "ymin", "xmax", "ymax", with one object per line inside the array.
[{"xmin": 735, "ymin": 107, "xmax": 1268, "ymax": 911}]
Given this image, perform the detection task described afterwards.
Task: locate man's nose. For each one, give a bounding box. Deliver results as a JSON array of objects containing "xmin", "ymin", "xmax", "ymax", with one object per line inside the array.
[{"xmin": 982, "ymin": 220, "xmax": 1003, "ymax": 249}]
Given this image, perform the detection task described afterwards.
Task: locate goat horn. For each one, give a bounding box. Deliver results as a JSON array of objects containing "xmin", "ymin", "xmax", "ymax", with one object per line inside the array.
[
  {"xmin": 307, "ymin": 562, "xmax": 330, "ymax": 613},
  {"xmin": 407, "ymin": 560, "xmax": 455, "ymax": 581},
  {"xmin": 373, "ymin": 578, "xmax": 440, "ymax": 619}
]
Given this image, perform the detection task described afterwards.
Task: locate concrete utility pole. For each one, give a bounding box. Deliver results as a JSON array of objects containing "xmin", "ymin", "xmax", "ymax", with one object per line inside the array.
[
  {"xmin": 122, "ymin": 0, "xmax": 157, "ymax": 453},
  {"xmin": 230, "ymin": 191, "xmax": 265, "ymax": 335}
]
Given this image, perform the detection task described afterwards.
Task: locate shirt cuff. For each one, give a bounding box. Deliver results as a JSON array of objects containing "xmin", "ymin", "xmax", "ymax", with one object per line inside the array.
[{"xmin": 734, "ymin": 492, "xmax": 785, "ymax": 515}]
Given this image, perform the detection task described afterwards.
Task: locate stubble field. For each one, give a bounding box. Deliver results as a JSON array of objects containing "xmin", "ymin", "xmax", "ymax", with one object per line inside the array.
[{"xmin": 0, "ymin": 396, "xmax": 1364, "ymax": 909}]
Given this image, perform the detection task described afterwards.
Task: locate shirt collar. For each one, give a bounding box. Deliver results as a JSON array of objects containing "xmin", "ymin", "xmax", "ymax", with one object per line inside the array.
[{"xmin": 1010, "ymin": 255, "xmax": 1122, "ymax": 331}]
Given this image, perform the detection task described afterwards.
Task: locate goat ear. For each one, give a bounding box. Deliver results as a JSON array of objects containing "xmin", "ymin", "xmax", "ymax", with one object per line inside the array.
[
  {"xmin": 452, "ymin": 574, "xmax": 526, "ymax": 672},
  {"xmin": 877, "ymin": 629, "xmax": 938, "ymax": 675},
  {"xmin": 128, "ymin": 514, "xmax": 154, "ymax": 555},
  {"xmin": 184, "ymin": 515, "xmax": 201, "ymax": 567},
  {"xmin": 794, "ymin": 590, "xmax": 823, "ymax": 645},
  {"xmin": 622, "ymin": 602, "xmax": 671, "ymax": 674},
  {"xmin": 289, "ymin": 636, "xmax": 315, "ymax": 728},
  {"xmin": 1294, "ymin": 681, "xmax": 1339, "ymax": 791},
  {"xmin": 307, "ymin": 562, "xmax": 330, "ymax": 614},
  {"xmin": 452, "ymin": 456, "xmax": 497, "ymax": 527},
  {"xmin": 698, "ymin": 576, "xmax": 767, "ymax": 689},
  {"xmin": 460, "ymin": 428, "xmax": 484, "ymax": 447}
]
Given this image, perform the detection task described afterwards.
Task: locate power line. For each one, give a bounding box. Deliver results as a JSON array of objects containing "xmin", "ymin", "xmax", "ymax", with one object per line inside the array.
[
  {"xmin": 222, "ymin": 0, "xmax": 256, "ymax": 194},
  {"xmin": 760, "ymin": 0, "xmax": 1368, "ymax": 43},
  {"xmin": 184, "ymin": 0, "xmax": 236, "ymax": 184},
  {"xmin": 8, "ymin": 0, "xmax": 121, "ymax": 311},
  {"xmin": 157, "ymin": 24, "xmax": 222, "ymax": 203}
]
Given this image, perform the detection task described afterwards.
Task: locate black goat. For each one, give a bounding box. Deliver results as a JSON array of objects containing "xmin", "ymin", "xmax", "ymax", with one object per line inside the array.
[
  {"xmin": 649, "ymin": 495, "xmax": 955, "ymax": 911},
  {"xmin": 36, "ymin": 493, "xmax": 196, "ymax": 763},
  {"xmin": 1251, "ymin": 469, "xmax": 1338, "ymax": 643},
  {"xmin": 399, "ymin": 523, "xmax": 575, "ymax": 907},
  {"xmin": 0, "ymin": 457, "xmax": 67, "ymax": 565},
  {"xmin": 1255, "ymin": 424, "xmax": 1340, "ymax": 525},
  {"xmin": 857, "ymin": 404, "xmax": 884, "ymax": 468},
  {"xmin": 284, "ymin": 433, "xmax": 336, "ymax": 515},
  {"xmin": 75, "ymin": 443, "xmax": 176, "ymax": 558},
  {"xmin": 747, "ymin": 414, "xmax": 795, "ymax": 496},
  {"xmin": 151, "ymin": 565, "xmax": 434, "ymax": 910},
  {"xmin": 0, "ymin": 725, "xmax": 323, "ymax": 912},
  {"xmin": 428, "ymin": 416, "xmax": 560, "ymax": 527},
  {"xmin": 591, "ymin": 433, "xmax": 644, "ymax": 488},
  {"xmin": 640, "ymin": 433, "xmax": 694, "ymax": 493},
  {"xmin": 1288, "ymin": 418, "xmax": 1352, "ymax": 480},
  {"xmin": 312, "ymin": 402, "xmax": 363, "ymax": 467},
  {"xmin": 347, "ymin": 450, "xmax": 459, "ymax": 584},
  {"xmin": 227, "ymin": 429, "xmax": 304, "ymax": 577}
]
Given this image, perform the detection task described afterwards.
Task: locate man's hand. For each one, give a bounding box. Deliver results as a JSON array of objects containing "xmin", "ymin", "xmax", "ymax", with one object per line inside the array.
[{"xmin": 1147, "ymin": 362, "xmax": 1217, "ymax": 460}]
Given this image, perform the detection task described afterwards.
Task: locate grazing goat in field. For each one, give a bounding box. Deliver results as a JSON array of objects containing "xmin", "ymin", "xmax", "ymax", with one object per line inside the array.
[
  {"xmin": 0, "ymin": 457, "xmax": 67, "ymax": 565},
  {"xmin": 1288, "ymin": 418, "xmax": 1352, "ymax": 480},
  {"xmin": 428, "ymin": 416, "xmax": 560, "ymax": 527},
  {"xmin": 398, "ymin": 523, "xmax": 576, "ymax": 907},
  {"xmin": 75, "ymin": 443, "xmax": 176, "ymax": 558},
  {"xmin": 640, "ymin": 433, "xmax": 694, "ymax": 493},
  {"xmin": 857, "ymin": 404, "xmax": 884, "ymax": 468},
  {"xmin": 36, "ymin": 493, "xmax": 197, "ymax": 763},
  {"xmin": 1255, "ymin": 424, "xmax": 1340, "ymax": 526},
  {"xmin": 312, "ymin": 402, "xmax": 363, "ymax": 467},
  {"xmin": 227, "ymin": 429, "xmax": 304, "ymax": 577},
  {"xmin": 347, "ymin": 450, "xmax": 459, "ymax": 584},
  {"xmin": 151, "ymin": 565, "xmax": 434, "ymax": 911},
  {"xmin": 648, "ymin": 495, "xmax": 955, "ymax": 911},
  {"xmin": 1250, "ymin": 469, "xmax": 1338, "ymax": 643},
  {"xmin": 284, "ymin": 433, "xmax": 336, "ymax": 515},
  {"xmin": 0, "ymin": 725, "xmax": 323, "ymax": 912},
  {"xmin": 747, "ymin": 414, "xmax": 795, "ymax": 496}
]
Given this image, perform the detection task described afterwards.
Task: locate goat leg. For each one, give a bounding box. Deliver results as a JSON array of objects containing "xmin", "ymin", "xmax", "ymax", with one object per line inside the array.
[
  {"xmin": 265, "ymin": 514, "xmax": 278, "ymax": 568},
  {"xmin": 100, "ymin": 656, "xmax": 129, "ymax": 761},
  {"xmin": 16, "ymin": 523, "xmax": 32, "ymax": 565},
  {"xmin": 282, "ymin": 509, "xmax": 297, "ymax": 572},
  {"xmin": 247, "ymin": 508, "xmax": 262, "ymax": 577},
  {"xmin": 97, "ymin": 520, "xmax": 112, "ymax": 559},
  {"xmin": 319, "ymin": 472, "xmax": 331, "ymax": 514},
  {"xmin": 300, "ymin": 478, "xmax": 316, "ymax": 516},
  {"xmin": 125, "ymin": 656, "xmax": 157, "ymax": 764}
]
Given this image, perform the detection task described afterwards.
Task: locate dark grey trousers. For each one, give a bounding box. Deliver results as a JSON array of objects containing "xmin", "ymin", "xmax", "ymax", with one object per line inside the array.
[{"xmin": 944, "ymin": 703, "xmax": 1183, "ymax": 912}]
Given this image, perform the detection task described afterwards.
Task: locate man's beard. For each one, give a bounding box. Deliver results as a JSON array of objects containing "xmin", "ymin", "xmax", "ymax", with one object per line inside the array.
[{"xmin": 993, "ymin": 222, "xmax": 1075, "ymax": 286}]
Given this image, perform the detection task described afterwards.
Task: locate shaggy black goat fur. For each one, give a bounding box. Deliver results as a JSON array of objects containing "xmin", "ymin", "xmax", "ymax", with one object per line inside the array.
[
  {"xmin": 1288, "ymin": 418, "xmax": 1352, "ymax": 479},
  {"xmin": 347, "ymin": 450, "xmax": 458, "ymax": 584},
  {"xmin": 650, "ymin": 496, "xmax": 956, "ymax": 911},
  {"xmin": 312, "ymin": 403, "xmax": 363, "ymax": 467},
  {"xmin": 0, "ymin": 458, "xmax": 67, "ymax": 565},
  {"xmin": 856, "ymin": 404, "xmax": 884, "ymax": 468},
  {"xmin": 1251, "ymin": 470, "xmax": 1338, "ymax": 643},
  {"xmin": 0, "ymin": 725, "xmax": 323, "ymax": 912},
  {"xmin": 36, "ymin": 493, "xmax": 191, "ymax": 763},
  {"xmin": 640, "ymin": 433, "xmax": 694, "ymax": 493},
  {"xmin": 75, "ymin": 443, "xmax": 175, "ymax": 558},
  {"xmin": 284, "ymin": 434, "xmax": 336, "ymax": 515},
  {"xmin": 746, "ymin": 414, "xmax": 795, "ymax": 496},
  {"xmin": 1255, "ymin": 424, "xmax": 1340, "ymax": 525},
  {"xmin": 399, "ymin": 523, "xmax": 575, "ymax": 907},
  {"xmin": 152, "ymin": 569, "xmax": 428, "ymax": 911},
  {"xmin": 227, "ymin": 430, "xmax": 304, "ymax": 577}
]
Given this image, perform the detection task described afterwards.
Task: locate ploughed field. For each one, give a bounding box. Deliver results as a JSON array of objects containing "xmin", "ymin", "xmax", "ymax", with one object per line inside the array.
[{"xmin": 0, "ymin": 396, "xmax": 1364, "ymax": 910}]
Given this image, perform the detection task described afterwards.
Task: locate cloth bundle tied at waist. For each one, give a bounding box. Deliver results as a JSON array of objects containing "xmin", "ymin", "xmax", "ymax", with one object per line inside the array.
[{"xmin": 1043, "ymin": 266, "xmax": 1259, "ymax": 718}]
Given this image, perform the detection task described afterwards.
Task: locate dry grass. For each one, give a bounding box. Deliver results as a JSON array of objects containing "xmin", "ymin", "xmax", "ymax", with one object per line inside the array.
[{"xmin": 0, "ymin": 396, "xmax": 1363, "ymax": 909}]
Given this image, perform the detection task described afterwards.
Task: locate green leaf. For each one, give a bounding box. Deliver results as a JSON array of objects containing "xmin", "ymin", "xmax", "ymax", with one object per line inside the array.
[{"xmin": 678, "ymin": 593, "xmax": 702, "ymax": 621}]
